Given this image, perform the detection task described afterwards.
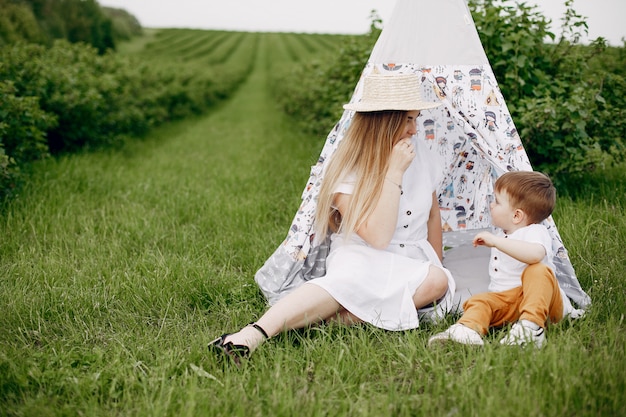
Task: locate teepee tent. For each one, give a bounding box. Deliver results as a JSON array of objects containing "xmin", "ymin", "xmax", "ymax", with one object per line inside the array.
[{"xmin": 255, "ymin": 0, "xmax": 590, "ymax": 312}]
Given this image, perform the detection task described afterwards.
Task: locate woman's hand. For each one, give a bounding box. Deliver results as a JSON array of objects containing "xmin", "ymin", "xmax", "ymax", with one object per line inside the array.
[
  {"xmin": 387, "ymin": 138, "xmax": 415, "ymax": 179},
  {"xmin": 338, "ymin": 139, "xmax": 418, "ymax": 249}
]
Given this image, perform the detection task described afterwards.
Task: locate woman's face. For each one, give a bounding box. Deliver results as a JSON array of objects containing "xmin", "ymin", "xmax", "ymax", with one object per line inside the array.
[{"xmin": 401, "ymin": 111, "xmax": 420, "ymax": 139}]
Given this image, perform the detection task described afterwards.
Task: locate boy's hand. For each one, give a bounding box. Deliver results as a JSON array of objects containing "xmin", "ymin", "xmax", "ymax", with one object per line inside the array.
[
  {"xmin": 473, "ymin": 230, "xmax": 547, "ymax": 264},
  {"xmin": 473, "ymin": 231, "xmax": 497, "ymax": 248}
]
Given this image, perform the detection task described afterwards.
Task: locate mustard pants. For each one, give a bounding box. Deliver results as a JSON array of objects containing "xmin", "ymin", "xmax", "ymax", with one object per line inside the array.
[{"xmin": 458, "ymin": 263, "xmax": 564, "ymax": 335}]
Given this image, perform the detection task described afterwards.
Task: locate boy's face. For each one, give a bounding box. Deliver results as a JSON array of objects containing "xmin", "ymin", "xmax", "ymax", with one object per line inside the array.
[{"xmin": 489, "ymin": 190, "xmax": 516, "ymax": 230}]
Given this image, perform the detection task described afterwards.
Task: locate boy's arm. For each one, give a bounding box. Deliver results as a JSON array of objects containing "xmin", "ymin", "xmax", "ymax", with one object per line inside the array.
[{"xmin": 473, "ymin": 231, "xmax": 546, "ymax": 265}]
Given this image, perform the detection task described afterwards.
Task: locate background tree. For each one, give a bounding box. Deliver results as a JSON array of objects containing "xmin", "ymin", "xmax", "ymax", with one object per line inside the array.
[
  {"xmin": 469, "ymin": 0, "xmax": 624, "ymax": 177},
  {"xmin": 0, "ymin": 0, "xmax": 137, "ymax": 52},
  {"xmin": 0, "ymin": 0, "xmax": 45, "ymax": 46},
  {"xmin": 102, "ymin": 6, "xmax": 143, "ymax": 41}
]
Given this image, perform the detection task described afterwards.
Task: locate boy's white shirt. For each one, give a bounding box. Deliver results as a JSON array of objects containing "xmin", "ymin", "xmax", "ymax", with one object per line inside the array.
[
  {"xmin": 488, "ymin": 223, "xmax": 574, "ymax": 316},
  {"xmin": 488, "ymin": 223, "xmax": 554, "ymax": 292}
]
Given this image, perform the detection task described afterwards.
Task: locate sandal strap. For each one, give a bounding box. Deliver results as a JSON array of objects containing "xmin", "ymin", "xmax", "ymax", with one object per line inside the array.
[{"xmin": 249, "ymin": 322, "xmax": 269, "ymax": 339}]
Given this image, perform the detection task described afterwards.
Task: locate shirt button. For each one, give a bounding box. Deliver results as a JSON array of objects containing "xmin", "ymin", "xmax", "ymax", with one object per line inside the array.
[
  {"xmin": 494, "ymin": 268, "xmax": 498, "ymax": 272},
  {"xmin": 494, "ymin": 256, "xmax": 498, "ymax": 260},
  {"xmin": 400, "ymin": 190, "xmax": 404, "ymax": 195},
  {"xmin": 403, "ymin": 225, "xmax": 409, "ymax": 228},
  {"xmin": 400, "ymin": 244, "xmax": 405, "ymax": 248},
  {"xmin": 406, "ymin": 210, "xmax": 412, "ymax": 215}
]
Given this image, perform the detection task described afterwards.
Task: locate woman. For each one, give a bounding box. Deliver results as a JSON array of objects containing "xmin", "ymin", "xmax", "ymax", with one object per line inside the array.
[{"xmin": 210, "ymin": 72, "xmax": 456, "ymax": 364}]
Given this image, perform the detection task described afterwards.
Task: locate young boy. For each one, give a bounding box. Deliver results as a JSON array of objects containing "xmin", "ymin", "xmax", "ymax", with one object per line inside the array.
[{"xmin": 429, "ymin": 171, "xmax": 567, "ymax": 348}]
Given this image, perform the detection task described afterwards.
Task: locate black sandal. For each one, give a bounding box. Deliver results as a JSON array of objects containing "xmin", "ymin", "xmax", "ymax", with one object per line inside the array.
[{"xmin": 208, "ymin": 323, "xmax": 269, "ymax": 366}]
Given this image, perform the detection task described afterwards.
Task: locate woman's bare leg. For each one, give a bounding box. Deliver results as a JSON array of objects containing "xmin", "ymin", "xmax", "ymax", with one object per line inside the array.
[
  {"xmin": 412, "ymin": 265, "xmax": 449, "ymax": 309},
  {"xmin": 222, "ymin": 283, "xmax": 341, "ymax": 352},
  {"xmin": 326, "ymin": 309, "xmax": 365, "ymax": 326}
]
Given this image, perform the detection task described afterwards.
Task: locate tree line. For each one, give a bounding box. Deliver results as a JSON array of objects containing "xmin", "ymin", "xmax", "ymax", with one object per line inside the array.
[{"xmin": 0, "ymin": 0, "xmax": 142, "ymax": 53}]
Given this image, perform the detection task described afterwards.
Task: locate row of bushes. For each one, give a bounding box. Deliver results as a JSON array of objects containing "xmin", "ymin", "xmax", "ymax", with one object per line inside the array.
[
  {"xmin": 272, "ymin": 0, "xmax": 625, "ymax": 180},
  {"xmin": 0, "ymin": 39, "xmax": 255, "ymax": 200}
]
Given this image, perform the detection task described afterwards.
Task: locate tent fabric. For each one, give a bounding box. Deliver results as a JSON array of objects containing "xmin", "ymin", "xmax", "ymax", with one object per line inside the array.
[
  {"xmin": 255, "ymin": 0, "xmax": 591, "ymax": 311},
  {"xmin": 368, "ymin": 0, "xmax": 489, "ymax": 65}
]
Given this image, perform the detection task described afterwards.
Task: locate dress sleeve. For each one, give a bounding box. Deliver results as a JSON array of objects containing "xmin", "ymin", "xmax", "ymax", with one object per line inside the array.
[
  {"xmin": 334, "ymin": 172, "xmax": 357, "ymax": 195},
  {"xmin": 416, "ymin": 139, "xmax": 444, "ymax": 191}
]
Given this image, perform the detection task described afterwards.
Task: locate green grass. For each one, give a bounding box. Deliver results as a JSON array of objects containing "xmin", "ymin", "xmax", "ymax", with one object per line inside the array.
[{"xmin": 1, "ymin": 33, "xmax": 625, "ymax": 416}]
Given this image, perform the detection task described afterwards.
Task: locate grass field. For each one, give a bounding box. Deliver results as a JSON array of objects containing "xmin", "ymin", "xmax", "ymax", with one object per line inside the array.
[{"xmin": 1, "ymin": 31, "xmax": 625, "ymax": 416}]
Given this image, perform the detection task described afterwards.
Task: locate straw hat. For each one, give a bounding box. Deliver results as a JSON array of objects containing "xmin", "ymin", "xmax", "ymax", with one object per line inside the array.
[{"xmin": 343, "ymin": 72, "xmax": 441, "ymax": 112}]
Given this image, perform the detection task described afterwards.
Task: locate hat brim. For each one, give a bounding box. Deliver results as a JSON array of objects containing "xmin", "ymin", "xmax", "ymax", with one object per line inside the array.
[{"xmin": 343, "ymin": 100, "xmax": 442, "ymax": 112}]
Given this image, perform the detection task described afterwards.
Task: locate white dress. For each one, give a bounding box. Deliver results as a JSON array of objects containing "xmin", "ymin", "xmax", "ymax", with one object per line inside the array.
[{"xmin": 308, "ymin": 139, "xmax": 456, "ymax": 330}]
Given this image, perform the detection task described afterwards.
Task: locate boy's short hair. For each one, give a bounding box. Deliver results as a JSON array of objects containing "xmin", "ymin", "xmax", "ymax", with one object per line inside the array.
[{"xmin": 495, "ymin": 171, "xmax": 556, "ymax": 224}]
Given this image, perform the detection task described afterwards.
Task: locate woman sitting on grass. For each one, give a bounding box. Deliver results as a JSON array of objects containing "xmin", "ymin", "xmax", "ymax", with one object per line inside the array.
[{"xmin": 210, "ymin": 72, "xmax": 456, "ymax": 365}]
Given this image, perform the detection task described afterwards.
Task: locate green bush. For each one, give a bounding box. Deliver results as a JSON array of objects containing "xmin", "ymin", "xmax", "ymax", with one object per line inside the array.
[
  {"xmin": 0, "ymin": 80, "xmax": 56, "ymax": 200},
  {"xmin": 271, "ymin": 16, "xmax": 381, "ymax": 137},
  {"xmin": 33, "ymin": 0, "xmax": 115, "ymax": 52},
  {"xmin": 0, "ymin": 145, "xmax": 17, "ymax": 201},
  {"xmin": 271, "ymin": 39, "xmax": 364, "ymax": 137},
  {"xmin": 0, "ymin": 41, "xmax": 139, "ymax": 152},
  {"xmin": 0, "ymin": 80, "xmax": 56, "ymax": 164},
  {"xmin": 0, "ymin": 34, "xmax": 255, "ymax": 199},
  {"xmin": 470, "ymin": 0, "xmax": 555, "ymax": 102},
  {"xmin": 469, "ymin": 0, "xmax": 625, "ymax": 177},
  {"xmin": 0, "ymin": 0, "xmax": 118, "ymax": 52},
  {"xmin": 0, "ymin": 40, "xmax": 240, "ymax": 154},
  {"xmin": 0, "ymin": 0, "xmax": 45, "ymax": 46},
  {"xmin": 102, "ymin": 7, "xmax": 143, "ymax": 41},
  {"xmin": 516, "ymin": 72, "xmax": 625, "ymax": 177}
]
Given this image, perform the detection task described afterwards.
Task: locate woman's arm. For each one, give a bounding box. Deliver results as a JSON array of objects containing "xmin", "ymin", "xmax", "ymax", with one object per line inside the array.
[
  {"xmin": 334, "ymin": 179, "xmax": 402, "ymax": 249},
  {"xmin": 334, "ymin": 138, "xmax": 415, "ymax": 249},
  {"xmin": 426, "ymin": 192, "xmax": 443, "ymax": 261}
]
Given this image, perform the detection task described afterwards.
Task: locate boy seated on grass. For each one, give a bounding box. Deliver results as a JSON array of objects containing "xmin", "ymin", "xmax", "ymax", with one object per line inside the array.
[{"xmin": 429, "ymin": 171, "xmax": 575, "ymax": 348}]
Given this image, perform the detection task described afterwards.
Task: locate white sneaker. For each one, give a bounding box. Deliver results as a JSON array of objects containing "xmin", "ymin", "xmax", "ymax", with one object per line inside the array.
[
  {"xmin": 428, "ymin": 323, "xmax": 484, "ymax": 346},
  {"xmin": 500, "ymin": 320, "xmax": 545, "ymax": 348}
]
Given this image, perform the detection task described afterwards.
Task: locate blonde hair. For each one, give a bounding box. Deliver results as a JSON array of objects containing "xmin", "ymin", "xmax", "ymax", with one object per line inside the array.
[
  {"xmin": 314, "ymin": 111, "xmax": 409, "ymax": 239},
  {"xmin": 495, "ymin": 171, "xmax": 556, "ymax": 224}
]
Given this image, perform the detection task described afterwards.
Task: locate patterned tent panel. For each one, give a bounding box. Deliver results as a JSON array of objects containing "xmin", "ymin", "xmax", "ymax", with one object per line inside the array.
[{"xmin": 281, "ymin": 61, "xmax": 525, "ymax": 251}]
